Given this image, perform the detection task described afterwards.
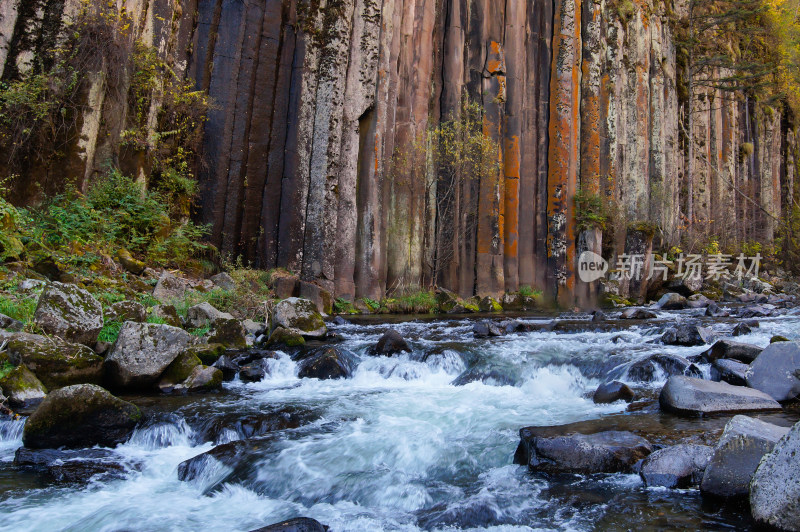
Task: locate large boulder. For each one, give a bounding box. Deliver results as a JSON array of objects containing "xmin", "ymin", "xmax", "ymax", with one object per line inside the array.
[
  {"xmin": 265, "ymin": 327, "xmax": 306, "ymax": 349},
  {"xmin": 661, "ymin": 323, "xmax": 714, "ymax": 346},
  {"xmin": 657, "ymin": 293, "xmax": 688, "ymax": 310},
  {"xmin": 14, "ymin": 447, "xmax": 140, "ymax": 485},
  {"xmin": 152, "ymin": 271, "xmax": 188, "ymax": 302},
  {"xmin": 702, "ymin": 340, "xmax": 762, "ymax": 363},
  {"xmin": 745, "ymin": 341, "xmax": 800, "ymax": 402},
  {"xmin": 186, "ymin": 302, "xmax": 234, "ymax": 329},
  {"xmin": 271, "ymin": 298, "xmax": 326, "ymax": 338},
  {"xmin": 0, "ymin": 365, "xmax": 46, "ymax": 412},
  {"xmin": 299, "ymin": 281, "xmax": 333, "ymax": 315},
  {"xmin": 158, "ymin": 351, "xmax": 202, "ymax": 392},
  {"xmin": 593, "ymin": 381, "xmax": 635, "ymax": 404},
  {"xmin": 639, "ymin": 444, "xmax": 714, "ymax": 488},
  {"xmin": 620, "ymin": 308, "xmax": 657, "ymax": 320},
  {"xmin": 659, "ymin": 376, "xmax": 781, "ymax": 416},
  {"xmin": 297, "ymin": 347, "xmax": 357, "ymax": 380},
  {"xmin": 369, "ymin": 329, "xmax": 412, "ymax": 356},
  {"xmin": 516, "ymin": 429, "xmax": 652, "ymax": 474},
  {"xmin": 33, "ymin": 282, "xmax": 103, "ymax": 345},
  {"xmin": 732, "ymin": 321, "xmax": 758, "ymax": 337},
  {"xmin": 103, "ymin": 322, "xmax": 194, "ymax": 390},
  {"xmin": 22, "ymin": 384, "xmax": 142, "ymax": 449},
  {"xmin": 180, "ymin": 366, "xmax": 223, "ymax": 393},
  {"xmin": 666, "ymin": 275, "xmax": 703, "ymax": 296},
  {"xmin": 105, "ymin": 301, "xmax": 147, "ymax": 323},
  {"xmin": 750, "ymin": 420, "xmax": 800, "ymax": 530},
  {"xmin": 249, "ymin": 518, "xmax": 328, "ymax": 532},
  {"xmin": 472, "ymin": 320, "xmax": 505, "ymax": 338},
  {"xmin": 5, "ymin": 334, "xmax": 103, "ymax": 389},
  {"xmin": 701, "ymin": 415, "xmax": 790, "ymax": 498},
  {"xmin": 626, "ymin": 353, "xmax": 701, "ymax": 382}
]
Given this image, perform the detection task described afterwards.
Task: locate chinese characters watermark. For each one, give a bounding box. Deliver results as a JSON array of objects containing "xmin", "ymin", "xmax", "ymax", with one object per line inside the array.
[{"xmin": 578, "ymin": 252, "xmax": 762, "ymax": 283}]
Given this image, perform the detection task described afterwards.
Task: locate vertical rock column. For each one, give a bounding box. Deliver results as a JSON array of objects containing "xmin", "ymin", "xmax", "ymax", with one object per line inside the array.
[{"xmin": 547, "ymin": 0, "xmax": 581, "ymax": 306}]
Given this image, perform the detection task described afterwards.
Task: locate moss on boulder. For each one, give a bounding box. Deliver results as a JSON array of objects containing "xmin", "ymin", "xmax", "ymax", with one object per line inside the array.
[
  {"xmin": 33, "ymin": 282, "xmax": 103, "ymax": 345},
  {"xmin": 6, "ymin": 335, "xmax": 103, "ymax": 390},
  {"xmin": 271, "ymin": 298, "xmax": 326, "ymax": 338},
  {"xmin": 22, "ymin": 384, "xmax": 142, "ymax": 449},
  {"xmin": 0, "ymin": 364, "xmax": 47, "ymax": 413}
]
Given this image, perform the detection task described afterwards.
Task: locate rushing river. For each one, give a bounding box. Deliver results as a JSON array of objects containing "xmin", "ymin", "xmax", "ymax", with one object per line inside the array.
[{"xmin": 1, "ymin": 308, "xmax": 799, "ymax": 531}]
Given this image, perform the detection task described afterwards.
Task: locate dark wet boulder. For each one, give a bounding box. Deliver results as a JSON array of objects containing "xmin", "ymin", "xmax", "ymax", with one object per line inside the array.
[
  {"xmin": 639, "ymin": 444, "xmax": 714, "ymax": 488},
  {"xmin": 626, "ymin": 354, "xmax": 702, "ymax": 382},
  {"xmin": 731, "ymin": 321, "xmax": 757, "ymax": 337},
  {"xmin": 687, "ymin": 294, "xmax": 713, "ymax": 308},
  {"xmin": 369, "ymin": 329, "xmax": 412, "ymax": 356},
  {"xmin": 271, "ymin": 298, "xmax": 326, "ymax": 338},
  {"xmin": 14, "ymin": 447, "xmax": 140, "ymax": 484},
  {"xmin": 297, "ymin": 347, "xmax": 357, "ymax": 380},
  {"xmin": 5, "ymin": 333, "xmax": 103, "ymax": 389},
  {"xmin": 620, "ymin": 308, "xmax": 657, "ymax": 320},
  {"xmin": 661, "ymin": 323, "xmax": 714, "ymax": 346},
  {"xmin": 701, "ymin": 415, "xmax": 790, "ymax": 499},
  {"xmin": 33, "ymin": 282, "xmax": 103, "ymax": 345},
  {"xmin": 331, "ymin": 316, "xmax": 350, "ymax": 326},
  {"xmin": 178, "ymin": 435, "xmax": 281, "ymax": 492},
  {"xmin": 593, "ymin": 381, "xmax": 635, "ymax": 404},
  {"xmin": 103, "ymin": 322, "xmax": 194, "ymax": 390},
  {"xmin": 705, "ymin": 303, "xmax": 729, "ymax": 317},
  {"xmin": 659, "ymin": 376, "xmax": 781, "ymax": 416},
  {"xmin": 212, "ymin": 355, "xmax": 240, "ymax": 381},
  {"xmin": 739, "ymin": 304, "xmax": 773, "ymax": 319},
  {"xmin": 0, "ymin": 365, "xmax": 46, "ymax": 412},
  {"xmin": 746, "ymin": 341, "xmax": 800, "ymax": 402},
  {"xmin": 517, "ymin": 429, "xmax": 653, "ymax": 474},
  {"xmin": 240, "ymin": 359, "xmax": 271, "ymax": 383},
  {"xmin": 249, "ymin": 517, "xmax": 328, "ymax": 532},
  {"xmin": 750, "ymin": 420, "xmax": 800, "ymax": 530},
  {"xmin": 22, "ymin": 384, "xmax": 142, "ymax": 449},
  {"xmin": 666, "ymin": 275, "xmax": 702, "ymax": 296},
  {"xmin": 472, "ymin": 320, "xmax": 504, "ymax": 338},
  {"xmin": 208, "ymin": 318, "xmax": 247, "ymax": 349},
  {"xmin": 701, "ymin": 339, "xmax": 762, "ymax": 364},
  {"xmin": 105, "ymin": 301, "xmax": 147, "ymax": 323},
  {"xmin": 657, "ymin": 293, "xmax": 688, "ymax": 310},
  {"xmin": 591, "ymin": 310, "xmax": 607, "ymax": 322},
  {"xmin": 711, "ymin": 359, "xmax": 749, "ymax": 386}
]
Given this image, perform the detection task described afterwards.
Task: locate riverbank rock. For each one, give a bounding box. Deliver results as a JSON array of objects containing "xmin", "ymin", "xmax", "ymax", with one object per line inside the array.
[
  {"xmin": 640, "ymin": 444, "xmax": 714, "ymax": 488},
  {"xmin": 732, "ymin": 322, "xmax": 757, "ymax": 336},
  {"xmin": 750, "ymin": 420, "xmax": 800, "ymax": 530},
  {"xmin": 702, "ymin": 340, "xmax": 762, "ymax": 363},
  {"xmin": 745, "ymin": 341, "xmax": 800, "ymax": 402},
  {"xmin": 701, "ymin": 415, "xmax": 790, "ymax": 499},
  {"xmin": 158, "ymin": 351, "xmax": 202, "ymax": 392},
  {"xmin": 0, "ymin": 313, "xmax": 23, "ymax": 331},
  {"xmin": 0, "ymin": 365, "xmax": 46, "ymax": 412},
  {"xmin": 620, "ymin": 308, "xmax": 657, "ymax": 320},
  {"xmin": 208, "ymin": 318, "xmax": 247, "ymax": 348},
  {"xmin": 297, "ymin": 347, "xmax": 357, "ymax": 380},
  {"xmin": 180, "ymin": 366, "xmax": 223, "ymax": 393},
  {"xmin": 659, "ymin": 376, "xmax": 781, "ymax": 416},
  {"xmin": 5, "ymin": 333, "xmax": 103, "ymax": 389},
  {"xmin": 186, "ymin": 302, "xmax": 234, "ymax": 329},
  {"xmin": 150, "ymin": 304, "xmax": 183, "ymax": 327},
  {"xmin": 104, "ymin": 322, "xmax": 194, "ymax": 390},
  {"xmin": 369, "ymin": 329, "xmax": 411, "ymax": 356},
  {"xmin": 249, "ymin": 518, "xmax": 328, "ymax": 532},
  {"xmin": 711, "ymin": 359, "xmax": 749, "ymax": 386},
  {"xmin": 105, "ymin": 301, "xmax": 147, "ymax": 323},
  {"xmin": 22, "ymin": 384, "xmax": 142, "ymax": 449},
  {"xmin": 593, "ymin": 381, "xmax": 635, "ymax": 404},
  {"xmin": 478, "ymin": 297, "xmax": 503, "ymax": 312},
  {"xmin": 210, "ymin": 272, "xmax": 236, "ymax": 291},
  {"xmin": 33, "ymin": 282, "xmax": 103, "ymax": 345},
  {"xmin": 271, "ymin": 298, "xmax": 326, "ymax": 338},
  {"xmin": 152, "ymin": 272, "xmax": 188, "ymax": 302},
  {"xmin": 661, "ymin": 324, "xmax": 714, "ymax": 346},
  {"xmin": 705, "ymin": 303, "xmax": 730, "ymax": 317},
  {"xmin": 299, "ymin": 281, "xmax": 333, "ymax": 315},
  {"xmin": 266, "ymin": 327, "xmax": 306, "ymax": 349},
  {"xmin": 657, "ymin": 293, "xmax": 688, "ymax": 310},
  {"xmin": 516, "ymin": 429, "xmax": 653, "ymax": 474}
]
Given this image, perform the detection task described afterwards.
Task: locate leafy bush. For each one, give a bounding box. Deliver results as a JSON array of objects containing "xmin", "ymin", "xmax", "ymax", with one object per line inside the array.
[
  {"xmin": 97, "ymin": 321, "xmax": 123, "ymax": 343},
  {"xmin": 0, "ymin": 295, "xmax": 36, "ymax": 324}
]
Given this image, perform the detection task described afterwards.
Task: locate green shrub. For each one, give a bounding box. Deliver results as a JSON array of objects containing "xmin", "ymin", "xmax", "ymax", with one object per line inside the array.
[
  {"xmin": 0, "ymin": 361, "xmax": 14, "ymax": 380},
  {"xmin": 0, "ymin": 295, "xmax": 36, "ymax": 324},
  {"xmin": 97, "ymin": 321, "xmax": 123, "ymax": 343}
]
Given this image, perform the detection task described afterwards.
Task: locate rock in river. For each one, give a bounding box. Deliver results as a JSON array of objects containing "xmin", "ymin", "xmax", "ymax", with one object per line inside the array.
[
  {"xmin": 701, "ymin": 415, "xmax": 790, "ymax": 499},
  {"xmin": 593, "ymin": 381, "xmax": 635, "ymax": 404},
  {"xmin": 0, "ymin": 364, "xmax": 46, "ymax": 412},
  {"xmin": 639, "ymin": 444, "xmax": 714, "ymax": 488},
  {"xmin": 249, "ymin": 518, "xmax": 328, "ymax": 532},
  {"xmin": 661, "ymin": 323, "xmax": 714, "ymax": 346},
  {"xmin": 750, "ymin": 420, "xmax": 800, "ymax": 531},
  {"xmin": 297, "ymin": 346, "xmax": 357, "ymax": 380},
  {"xmin": 701, "ymin": 339, "xmax": 762, "ymax": 363},
  {"xmin": 515, "ymin": 429, "xmax": 653, "ymax": 474},
  {"xmin": 659, "ymin": 376, "xmax": 781, "ymax": 416},
  {"xmin": 657, "ymin": 293, "xmax": 688, "ymax": 310},
  {"xmin": 22, "ymin": 384, "xmax": 142, "ymax": 449},
  {"xmin": 104, "ymin": 322, "xmax": 194, "ymax": 390},
  {"xmin": 745, "ymin": 341, "xmax": 800, "ymax": 402},
  {"xmin": 711, "ymin": 359, "xmax": 749, "ymax": 386},
  {"xmin": 369, "ymin": 329, "xmax": 412, "ymax": 356}
]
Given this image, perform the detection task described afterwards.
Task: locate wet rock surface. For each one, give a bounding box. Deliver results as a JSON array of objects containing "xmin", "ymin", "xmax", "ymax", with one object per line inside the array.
[
  {"xmin": 659, "ymin": 376, "xmax": 782, "ymax": 416},
  {"xmin": 249, "ymin": 518, "xmax": 328, "ymax": 532},
  {"xmin": 593, "ymin": 381, "xmax": 635, "ymax": 404},
  {"xmin": 296, "ymin": 347, "xmax": 357, "ymax": 380},
  {"xmin": 750, "ymin": 420, "xmax": 800, "ymax": 530},
  {"xmin": 369, "ymin": 329, "xmax": 412, "ymax": 356},
  {"xmin": 14, "ymin": 447, "xmax": 141, "ymax": 484},
  {"xmin": 639, "ymin": 444, "xmax": 714, "ymax": 488},
  {"xmin": 745, "ymin": 341, "xmax": 800, "ymax": 402}
]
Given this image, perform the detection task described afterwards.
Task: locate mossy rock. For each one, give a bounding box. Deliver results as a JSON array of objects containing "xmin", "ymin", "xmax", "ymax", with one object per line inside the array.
[
  {"xmin": 182, "ymin": 366, "xmax": 223, "ymax": 393},
  {"xmin": 771, "ymin": 335, "xmax": 790, "ymax": 343},
  {"xmin": 159, "ymin": 351, "xmax": 202, "ymax": 387},
  {"xmin": 6, "ymin": 336, "xmax": 103, "ymax": 390},
  {"xmin": 478, "ymin": 297, "xmax": 503, "ymax": 313},
  {"xmin": 186, "ymin": 343, "xmax": 226, "ymax": 365},
  {"xmin": 463, "ymin": 303, "xmax": 480, "ymax": 313},
  {"xmin": 22, "ymin": 384, "xmax": 142, "ymax": 449},
  {"xmin": 116, "ymin": 249, "xmax": 145, "ymax": 275},
  {"xmin": 266, "ymin": 327, "xmax": 305, "ymax": 348},
  {"xmin": 208, "ymin": 318, "xmax": 247, "ymax": 348},
  {"xmin": 271, "ymin": 298, "xmax": 326, "ymax": 337},
  {"xmin": 33, "ymin": 281, "xmax": 104, "ymax": 345},
  {"xmin": 0, "ymin": 365, "xmax": 47, "ymax": 412}
]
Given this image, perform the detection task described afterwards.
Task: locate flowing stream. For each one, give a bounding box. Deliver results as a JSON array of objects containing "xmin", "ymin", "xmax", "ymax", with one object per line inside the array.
[{"xmin": 1, "ymin": 308, "xmax": 799, "ymax": 531}]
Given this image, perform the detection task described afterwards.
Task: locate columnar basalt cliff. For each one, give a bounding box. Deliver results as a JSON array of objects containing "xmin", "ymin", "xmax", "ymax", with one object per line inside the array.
[{"xmin": 2, "ymin": 0, "xmax": 797, "ymax": 304}]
